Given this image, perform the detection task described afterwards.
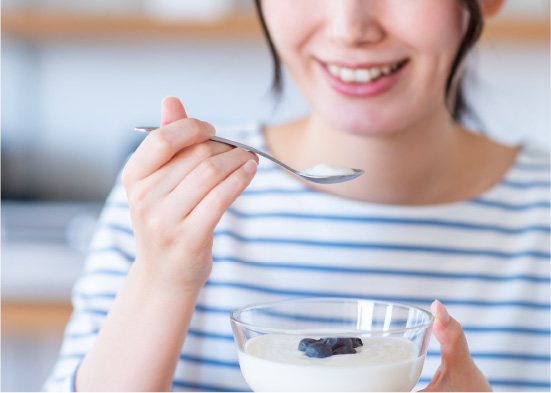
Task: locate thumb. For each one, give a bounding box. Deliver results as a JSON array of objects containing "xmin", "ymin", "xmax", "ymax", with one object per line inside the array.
[
  {"xmin": 160, "ymin": 96, "xmax": 188, "ymax": 126},
  {"xmin": 431, "ymin": 300, "xmax": 471, "ymax": 365}
]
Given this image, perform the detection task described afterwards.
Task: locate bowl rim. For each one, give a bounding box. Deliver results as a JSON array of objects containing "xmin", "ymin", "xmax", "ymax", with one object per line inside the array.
[{"xmin": 230, "ymin": 297, "xmax": 435, "ymax": 335}]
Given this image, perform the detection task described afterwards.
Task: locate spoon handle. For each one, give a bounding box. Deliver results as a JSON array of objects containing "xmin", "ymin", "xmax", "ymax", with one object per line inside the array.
[{"xmin": 134, "ymin": 127, "xmax": 298, "ymax": 175}]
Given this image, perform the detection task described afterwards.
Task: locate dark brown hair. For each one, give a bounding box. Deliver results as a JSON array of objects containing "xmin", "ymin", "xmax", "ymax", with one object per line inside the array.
[{"xmin": 254, "ymin": 0, "xmax": 484, "ymax": 122}]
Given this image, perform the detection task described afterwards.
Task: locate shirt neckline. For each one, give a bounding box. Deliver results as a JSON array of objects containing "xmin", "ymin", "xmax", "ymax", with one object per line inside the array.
[{"xmin": 250, "ymin": 122, "xmax": 530, "ymax": 211}]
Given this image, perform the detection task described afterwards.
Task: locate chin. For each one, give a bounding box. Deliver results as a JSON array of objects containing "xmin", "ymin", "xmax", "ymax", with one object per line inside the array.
[{"xmin": 325, "ymin": 111, "xmax": 400, "ymax": 137}]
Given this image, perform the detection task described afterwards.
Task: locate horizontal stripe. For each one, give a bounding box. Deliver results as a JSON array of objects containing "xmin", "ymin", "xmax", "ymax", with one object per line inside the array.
[
  {"xmin": 514, "ymin": 163, "xmax": 550, "ymax": 171},
  {"xmin": 81, "ymin": 260, "xmax": 551, "ymax": 284},
  {"xmin": 256, "ymin": 165, "xmax": 281, "ymax": 173},
  {"xmin": 462, "ymin": 326, "xmax": 551, "ymax": 335},
  {"xmin": 226, "ymin": 207, "xmax": 551, "ymax": 234},
  {"xmin": 469, "ymin": 198, "xmax": 550, "ymax": 210},
  {"xmin": 215, "ymin": 257, "xmax": 551, "ymax": 282},
  {"xmin": 213, "ymin": 230, "xmax": 551, "ymax": 260},
  {"xmin": 242, "ymin": 188, "xmax": 315, "ymax": 196},
  {"xmin": 76, "ymin": 288, "xmax": 551, "ymax": 309},
  {"xmin": 55, "ymin": 349, "xmax": 550, "ymax": 375},
  {"xmin": 427, "ymin": 351, "xmax": 549, "ymax": 362},
  {"xmin": 77, "ymin": 308, "xmax": 108, "ymax": 316},
  {"xmin": 179, "ymin": 350, "xmax": 549, "ymax": 369},
  {"xmin": 105, "ymin": 201, "xmax": 130, "ymax": 209},
  {"xmin": 172, "ymin": 380, "xmax": 245, "ymax": 392},
  {"xmin": 74, "ymin": 305, "xmax": 550, "ymax": 336},
  {"xmin": 55, "ymin": 367, "xmax": 246, "ymax": 392},
  {"xmin": 64, "ymin": 329, "xmax": 99, "ymax": 339},
  {"xmin": 180, "ymin": 354, "xmax": 239, "ymax": 369},
  {"xmin": 59, "ymin": 353, "xmax": 85, "ymax": 361},
  {"xmin": 82, "ymin": 268, "xmax": 129, "ymax": 276},
  {"xmin": 418, "ymin": 377, "xmax": 551, "ymax": 389},
  {"xmin": 64, "ymin": 327, "xmax": 233, "ymax": 342},
  {"xmin": 105, "ymin": 194, "xmax": 551, "ymax": 211},
  {"xmin": 203, "ymin": 281, "xmax": 551, "ymax": 309},
  {"xmin": 104, "ymin": 223, "xmax": 133, "ymax": 235},
  {"xmin": 88, "ymin": 246, "xmax": 135, "ymax": 262},
  {"xmin": 188, "ymin": 328, "xmax": 234, "ymax": 341},
  {"xmin": 501, "ymin": 180, "xmax": 550, "ymax": 189}
]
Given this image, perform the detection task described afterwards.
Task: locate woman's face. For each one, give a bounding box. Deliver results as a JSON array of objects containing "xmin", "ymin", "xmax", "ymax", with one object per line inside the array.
[{"xmin": 261, "ymin": 0, "xmax": 466, "ymax": 136}]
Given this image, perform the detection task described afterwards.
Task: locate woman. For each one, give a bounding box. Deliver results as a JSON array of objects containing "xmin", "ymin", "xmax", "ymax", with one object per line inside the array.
[{"xmin": 45, "ymin": 0, "xmax": 550, "ymax": 391}]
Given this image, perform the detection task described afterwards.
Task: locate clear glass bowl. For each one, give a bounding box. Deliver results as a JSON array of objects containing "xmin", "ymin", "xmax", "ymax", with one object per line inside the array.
[{"xmin": 230, "ymin": 297, "xmax": 434, "ymax": 392}]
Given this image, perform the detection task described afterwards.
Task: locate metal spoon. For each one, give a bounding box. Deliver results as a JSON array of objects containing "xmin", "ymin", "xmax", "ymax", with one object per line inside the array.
[{"xmin": 134, "ymin": 126, "xmax": 364, "ymax": 184}]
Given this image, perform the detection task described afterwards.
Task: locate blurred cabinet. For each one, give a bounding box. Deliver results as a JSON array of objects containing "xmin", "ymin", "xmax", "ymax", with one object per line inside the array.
[
  {"xmin": 2, "ymin": 2, "xmax": 549, "ymax": 42},
  {"xmin": 2, "ymin": 11, "xmax": 262, "ymax": 41}
]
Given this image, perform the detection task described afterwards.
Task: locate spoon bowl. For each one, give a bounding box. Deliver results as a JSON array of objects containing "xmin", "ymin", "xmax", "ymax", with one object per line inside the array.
[{"xmin": 135, "ymin": 127, "xmax": 364, "ymax": 184}]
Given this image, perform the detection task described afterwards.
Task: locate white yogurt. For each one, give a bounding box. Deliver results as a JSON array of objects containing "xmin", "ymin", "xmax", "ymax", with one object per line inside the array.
[
  {"xmin": 238, "ymin": 334, "xmax": 424, "ymax": 392},
  {"xmin": 301, "ymin": 164, "xmax": 357, "ymax": 177}
]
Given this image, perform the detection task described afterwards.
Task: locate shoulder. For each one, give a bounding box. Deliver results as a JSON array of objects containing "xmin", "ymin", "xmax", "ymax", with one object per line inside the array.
[
  {"xmin": 486, "ymin": 143, "xmax": 551, "ymax": 206},
  {"xmin": 517, "ymin": 144, "xmax": 550, "ymax": 166}
]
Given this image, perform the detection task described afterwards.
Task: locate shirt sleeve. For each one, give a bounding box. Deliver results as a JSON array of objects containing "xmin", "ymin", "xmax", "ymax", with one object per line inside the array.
[{"xmin": 42, "ymin": 176, "xmax": 135, "ymax": 392}]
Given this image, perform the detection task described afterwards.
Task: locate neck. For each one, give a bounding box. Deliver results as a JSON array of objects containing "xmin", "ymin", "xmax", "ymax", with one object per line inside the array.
[{"xmin": 269, "ymin": 105, "xmax": 475, "ymax": 205}]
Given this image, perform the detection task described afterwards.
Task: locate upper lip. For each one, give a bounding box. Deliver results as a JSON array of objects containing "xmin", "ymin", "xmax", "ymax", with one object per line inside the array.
[{"xmin": 318, "ymin": 58, "xmax": 408, "ymax": 69}]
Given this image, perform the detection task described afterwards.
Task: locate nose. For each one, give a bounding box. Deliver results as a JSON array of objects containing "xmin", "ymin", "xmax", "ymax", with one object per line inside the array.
[{"xmin": 326, "ymin": 0, "xmax": 385, "ymax": 47}]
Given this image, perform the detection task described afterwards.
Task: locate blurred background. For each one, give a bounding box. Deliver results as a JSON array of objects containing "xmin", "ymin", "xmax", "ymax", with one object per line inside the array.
[{"xmin": 1, "ymin": 0, "xmax": 549, "ymax": 391}]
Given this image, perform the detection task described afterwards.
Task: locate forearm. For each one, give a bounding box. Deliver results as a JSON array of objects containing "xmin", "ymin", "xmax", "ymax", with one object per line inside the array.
[{"xmin": 75, "ymin": 262, "xmax": 201, "ymax": 392}]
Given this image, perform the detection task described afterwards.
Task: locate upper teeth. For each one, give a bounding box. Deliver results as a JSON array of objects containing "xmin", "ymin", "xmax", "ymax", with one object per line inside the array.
[{"xmin": 327, "ymin": 62, "xmax": 401, "ymax": 83}]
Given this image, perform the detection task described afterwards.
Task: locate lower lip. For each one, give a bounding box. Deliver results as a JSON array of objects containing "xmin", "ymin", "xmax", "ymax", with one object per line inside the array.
[{"xmin": 320, "ymin": 62, "xmax": 406, "ymax": 98}]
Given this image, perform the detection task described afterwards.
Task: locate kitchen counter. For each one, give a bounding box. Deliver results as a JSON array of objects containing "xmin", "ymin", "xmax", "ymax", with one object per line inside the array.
[{"xmin": 2, "ymin": 201, "xmax": 103, "ymax": 329}]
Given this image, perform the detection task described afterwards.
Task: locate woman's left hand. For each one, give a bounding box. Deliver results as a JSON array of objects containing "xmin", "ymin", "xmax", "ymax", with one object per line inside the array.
[{"xmin": 420, "ymin": 300, "xmax": 493, "ymax": 392}]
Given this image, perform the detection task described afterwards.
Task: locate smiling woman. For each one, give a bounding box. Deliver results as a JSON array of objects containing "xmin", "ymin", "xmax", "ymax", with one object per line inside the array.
[
  {"xmin": 255, "ymin": 0, "xmax": 484, "ymax": 122},
  {"xmin": 43, "ymin": 0, "xmax": 549, "ymax": 392}
]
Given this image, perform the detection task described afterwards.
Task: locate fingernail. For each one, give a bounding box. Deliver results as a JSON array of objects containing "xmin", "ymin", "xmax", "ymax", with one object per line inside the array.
[
  {"xmin": 431, "ymin": 300, "xmax": 450, "ymax": 324},
  {"xmin": 243, "ymin": 159, "xmax": 258, "ymax": 175},
  {"xmin": 249, "ymin": 151, "xmax": 259, "ymax": 163},
  {"xmin": 162, "ymin": 95, "xmax": 179, "ymax": 104},
  {"xmin": 205, "ymin": 123, "xmax": 216, "ymax": 137}
]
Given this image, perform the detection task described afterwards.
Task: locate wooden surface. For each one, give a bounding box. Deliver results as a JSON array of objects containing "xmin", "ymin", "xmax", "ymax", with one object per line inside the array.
[
  {"xmin": 2, "ymin": 302, "xmax": 73, "ymax": 332},
  {"xmin": 2, "ymin": 11, "xmax": 549, "ymax": 42},
  {"xmin": 2, "ymin": 11, "xmax": 262, "ymax": 41}
]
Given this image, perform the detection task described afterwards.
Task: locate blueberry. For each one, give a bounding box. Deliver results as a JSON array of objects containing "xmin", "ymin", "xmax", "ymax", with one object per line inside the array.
[
  {"xmin": 304, "ymin": 342, "xmax": 333, "ymax": 358},
  {"xmin": 333, "ymin": 346, "xmax": 356, "ymax": 355},
  {"xmin": 351, "ymin": 338, "xmax": 363, "ymax": 348},
  {"xmin": 320, "ymin": 337, "xmax": 354, "ymax": 351},
  {"xmin": 298, "ymin": 338, "xmax": 318, "ymax": 351}
]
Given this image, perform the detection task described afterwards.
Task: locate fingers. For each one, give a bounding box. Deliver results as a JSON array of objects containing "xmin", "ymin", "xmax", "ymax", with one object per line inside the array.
[
  {"xmin": 161, "ymin": 96, "xmax": 188, "ymax": 126},
  {"xmin": 141, "ymin": 140, "xmax": 234, "ymax": 198},
  {"xmin": 186, "ymin": 158, "xmax": 258, "ymax": 235},
  {"xmin": 430, "ymin": 300, "xmax": 471, "ymax": 365},
  {"xmin": 123, "ymin": 118, "xmax": 216, "ymax": 184},
  {"xmin": 423, "ymin": 300, "xmax": 493, "ymax": 392},
  {"xmin": 168, "ymin": 147, "xmax": 258, "ymax": 219}
]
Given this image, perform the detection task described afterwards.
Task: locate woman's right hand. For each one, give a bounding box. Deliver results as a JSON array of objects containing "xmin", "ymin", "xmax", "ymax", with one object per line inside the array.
[{"xmin": 122, "ymin": 97, "xmax": 258, "ymax": 293}]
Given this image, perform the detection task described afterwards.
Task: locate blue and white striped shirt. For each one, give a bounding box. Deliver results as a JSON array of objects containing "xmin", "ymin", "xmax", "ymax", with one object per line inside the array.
[{"xmin": 45, "ymin": 123, "xmax": 550, "ymax": 392}]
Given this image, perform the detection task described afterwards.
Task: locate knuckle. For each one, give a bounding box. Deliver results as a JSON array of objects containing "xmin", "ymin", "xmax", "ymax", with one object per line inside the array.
[
  {"xmin": 151, "ymin": 128, "xmax": 173, "ymax": 152},
  {"xmin": 192, "ymin": 142, "xmax": 216, "ymax": 160},
  {"xmin": 186, "ymin": 118, "xmax": 204, "ymax": 138},
  {"xmin": 197, "ymin": 159, "xmax": 219, "ymax": 179},
  {"xmin": 233, "ymin": 175, "xmax": 249, "ymax": 191},
  {"xmin": 209, "ymin": 192, "xmax": 227, "ymax": 212},
  {"xmin": 149, "ymin": 217, "xmax": 173, "ymax": 246},
  {"xmin": 128, "ymin": 190, "xmax": 147, "ymax": 215},
  {"xmin": 121, "ymin": 167, "xmax": 132, "ymax": 188},
  {"xmin": 121, "ymin": 155, "xmax": 138, "ymax": 187}
]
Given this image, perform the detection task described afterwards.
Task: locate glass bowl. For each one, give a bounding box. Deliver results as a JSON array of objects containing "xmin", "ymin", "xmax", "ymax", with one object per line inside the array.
[{"xmin": 230, "ymin": 297, "xmax": 434, "ymax": 392}]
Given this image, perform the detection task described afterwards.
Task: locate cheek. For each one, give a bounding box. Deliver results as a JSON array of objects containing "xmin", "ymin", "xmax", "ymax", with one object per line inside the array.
[
  {"xmin": 392, "ymin": 1, "xmax": 465, "ymax": 66},
  {"xmin": 261, "ymin": 0, "xmax": 321, "ymax": 61}
]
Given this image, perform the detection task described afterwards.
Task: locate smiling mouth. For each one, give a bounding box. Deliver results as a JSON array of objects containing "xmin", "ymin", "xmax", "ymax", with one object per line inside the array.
[{"xmin": 323, "ymin": 59, "xmax": 409, "ymax": 84}]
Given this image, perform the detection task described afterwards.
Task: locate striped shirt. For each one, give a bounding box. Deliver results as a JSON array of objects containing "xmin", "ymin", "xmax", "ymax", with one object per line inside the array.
[{"xmin": 45, "ymin": 123, "xmax": 550, "ymax": 392}]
